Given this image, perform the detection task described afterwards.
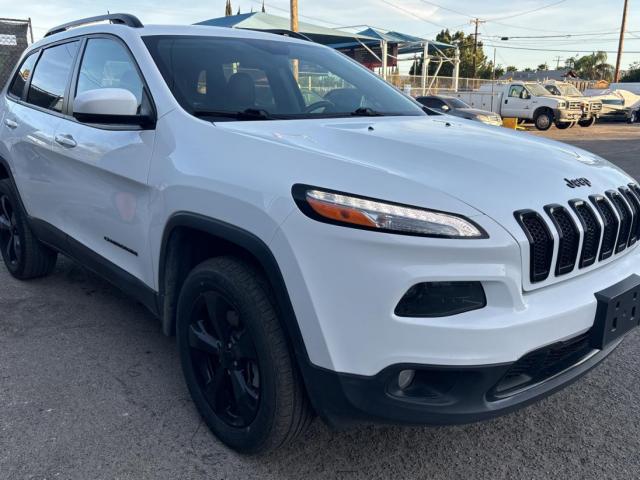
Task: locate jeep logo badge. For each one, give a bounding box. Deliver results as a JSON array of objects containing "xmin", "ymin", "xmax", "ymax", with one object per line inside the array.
[{"xmin": 565, "ymin": 177, "xmax": 591, "ymax": 188}]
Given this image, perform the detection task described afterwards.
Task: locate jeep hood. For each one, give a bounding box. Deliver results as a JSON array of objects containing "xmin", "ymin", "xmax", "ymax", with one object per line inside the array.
[{"xmin": 215, "ymin": 116, "xmax": 633, "ymax": 223}]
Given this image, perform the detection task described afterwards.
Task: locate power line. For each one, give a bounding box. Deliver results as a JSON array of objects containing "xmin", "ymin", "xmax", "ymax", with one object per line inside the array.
[
  {"xmin": 483, "ymin": 43, "xmax": 640, "ymax": 54},
  {"xmin": 417, "ymin": 0, "xmax": 474, "ymax": 18},
  {"xmin": 247, "ymin": 0, "xmax": 345, "ymax": 27},
  {"xmin": 379, "ymin": 0, "xmax": 449, "ymax": 29},
  {"xmin": 488, "ymin": 0, "xmax": 569, "ymax": 22}
]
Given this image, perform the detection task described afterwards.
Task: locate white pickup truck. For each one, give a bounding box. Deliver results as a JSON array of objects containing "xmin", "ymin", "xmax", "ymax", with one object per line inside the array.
[
  {"xmin": 543, "ymin": 81, "xmax": 603, "ymax": 128},
  {"xmin": 454, "ymin": 82, "xmax": 583, "ymax": 130}
]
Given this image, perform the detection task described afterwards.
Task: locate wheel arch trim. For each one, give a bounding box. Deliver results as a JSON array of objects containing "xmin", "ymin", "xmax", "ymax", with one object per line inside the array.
[{"xmin": 158, "ymin": 211, "xmax": 313, "ymax": 368}]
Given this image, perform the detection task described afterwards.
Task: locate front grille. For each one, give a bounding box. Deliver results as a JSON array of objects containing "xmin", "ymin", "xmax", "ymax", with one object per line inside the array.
[
  {"xmin": 591, "ymin": 102, "xmax": 603, "ymax": 112},
  {"xmin": 491, "ymin": 331, "xmax": 593, "ymax": 398},
  {"xmin": 569, "ymin": 100, "xmax": 582, "ymax": 110},
  {"xmin": 516, "ymin": 185, "xmax": 640, "ymax": 284}
]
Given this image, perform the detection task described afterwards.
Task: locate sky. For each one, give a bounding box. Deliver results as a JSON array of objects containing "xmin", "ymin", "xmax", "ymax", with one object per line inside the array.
[{"xmin": 2, "ymin": 0, "xmax": 639, "ymax": 72}]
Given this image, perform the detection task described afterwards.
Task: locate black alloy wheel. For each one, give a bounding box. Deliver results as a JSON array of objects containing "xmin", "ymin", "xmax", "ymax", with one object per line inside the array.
[
  {"xmin": 177, "ymin": 257, "xmax": 313, "ymax": 453},
  {"xmin": 187, "ymin": 290, "xmax": 260, "ymax": 428},
  {"xmin": 0, "ymin": 193, "xmax": 21, "ymax": 268}
]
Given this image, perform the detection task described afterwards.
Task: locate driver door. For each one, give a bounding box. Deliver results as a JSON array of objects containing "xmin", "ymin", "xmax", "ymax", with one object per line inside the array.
[{"xmin": 502, "ymin": 85, "xmax": 531, "ymax": 118}]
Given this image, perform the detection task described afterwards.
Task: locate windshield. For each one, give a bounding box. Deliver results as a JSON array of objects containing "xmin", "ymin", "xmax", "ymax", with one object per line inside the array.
[
  {"xmin": 143, "ymin": 35, "xmax": 425, "ymax": 121},
  {"xmin": 558, "ymin": 84, "xmax": 583, "ymax": 97},
  {"xmin": 525, "ymin": 83, "xmax": 551, "ymax": 97},
  {"xmin": 444, "ymin": 97, "xmax": 470, "ymax": 109}
]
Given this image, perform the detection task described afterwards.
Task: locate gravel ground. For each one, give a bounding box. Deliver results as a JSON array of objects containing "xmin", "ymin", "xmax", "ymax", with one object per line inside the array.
[{"xmin": 1, "ymin": 123, "xmax": 640, "ymax": 480}]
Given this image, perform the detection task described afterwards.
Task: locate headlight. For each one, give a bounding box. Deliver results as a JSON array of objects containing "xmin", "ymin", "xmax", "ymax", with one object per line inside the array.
[
  {"xmin": 476, "ymin": 115, "xmax": 500, "ymax": 125},
  {"xmin": 558, "ymin": 101, "xmax": 567, "ymax": 109},
  {"xmin": 292, "ymin": 185, "xmax": 487, "ymax": 238}
]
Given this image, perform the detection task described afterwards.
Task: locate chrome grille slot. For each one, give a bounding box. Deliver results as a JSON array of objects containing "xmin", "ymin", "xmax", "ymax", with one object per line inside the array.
[
  {"xmin": 544, "ymin": 205, "xmax": 579, "ymax": 275},
  {"xmin": 590, "ymin": 195, "xmax": 618, "ymax": 261},
  {"xmin": 606, "ymin": 190, "xmax": 631, "ymax": 253},
  {"xmin": 569, "ymin": 199, "xmax": 601, "ymax": 268},
  {"xmin": 620, "ymin": 187, "xmax": 639, "ymax": 246},
  {"xmin": 514, "ymin": 210, "xmax": 554, "ymax": 283}
]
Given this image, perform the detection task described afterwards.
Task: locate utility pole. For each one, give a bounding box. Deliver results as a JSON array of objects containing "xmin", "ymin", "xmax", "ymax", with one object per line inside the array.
[
  {"xmin": 553, "ymin": 56, "xmax": 563, "ymax": 70},
  {"xmin": 471, "ymin": 18, "xmax": 485, "ymax": 79},
  {"xmin": 614, "ymin": 0, "xmax": 629, "ymax": 82},
  {"xmin": 291, "ymin": 0, "xmax": 299, "ymax": 80},
  {"xmin": 290, "ymin": 0, "xmax": 299, "ymax": 32}
]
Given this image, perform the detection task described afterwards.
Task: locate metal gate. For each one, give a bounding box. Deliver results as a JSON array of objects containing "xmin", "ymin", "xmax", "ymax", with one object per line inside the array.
[{"xmin": 0, "ymin": 18, "xmax": 32, "ymax": 89}]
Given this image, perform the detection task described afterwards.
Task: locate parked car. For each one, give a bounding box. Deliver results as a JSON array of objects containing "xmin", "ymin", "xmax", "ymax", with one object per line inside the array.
[
  {"xmin": 456, "ymin": 81, "xmax": 583, "ymax": 130},
  {"xmin": 584, "ymin": 89, "xmax": 640, "ymax": 123},
  {"xmin": 543, "ymin": 81, "xmax": 602, "ymax": 127},
  {"xmin": 2, "ymin": 14, "xmax": 640, "ymax": 454},
  {"xmin": 416, "ymin": 95, "xmax": 502, "ymax": 126}
]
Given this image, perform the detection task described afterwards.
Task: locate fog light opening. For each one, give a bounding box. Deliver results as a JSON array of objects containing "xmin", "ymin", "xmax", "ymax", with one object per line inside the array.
[{"xmin": 398, "ymin": 369, "xmax": 415, "ymax": 390}]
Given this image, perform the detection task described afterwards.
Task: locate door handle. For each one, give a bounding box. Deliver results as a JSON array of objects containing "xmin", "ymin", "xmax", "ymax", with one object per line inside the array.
[
  {"xmin": 4, "ymin": 119, "xmax": 17, "ymax": 129},
  {"xmin": 55, "ymin": 134, "xmax": 77, "ymax": 148},
  {"xmin": 504, "ymin": 99, "xmax": 508, "ymax": 104}
]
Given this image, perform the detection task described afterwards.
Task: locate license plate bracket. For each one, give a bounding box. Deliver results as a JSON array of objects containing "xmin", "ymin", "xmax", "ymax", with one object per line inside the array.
[{"xmin": 591, "ymin": 274, "xmax": 640, "ymax": 349}]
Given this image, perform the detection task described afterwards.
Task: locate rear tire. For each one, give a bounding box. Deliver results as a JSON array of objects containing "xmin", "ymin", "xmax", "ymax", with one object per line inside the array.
[
  {"xmin": 0, "ymin": 179, "xmax": 57, "ymax": 280},
  {"xmin": 578, "ymin": 117, "xmax": 596, "ymax": 127},
  {"xmin": 534, "ymin": 110, "xmax": 553, "ymax": 131},
  {"xmin": 176, "ymin": 256, "xmax": 313, "ymax": 454}
]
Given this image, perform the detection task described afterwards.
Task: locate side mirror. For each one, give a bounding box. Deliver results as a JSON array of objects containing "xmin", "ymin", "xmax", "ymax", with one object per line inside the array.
[
  {"xmin": 441, "ymin": 105, "xmax": 451, "ymax": 112},
  {"xmin": 73, "ymin": 88, "xmax": 152, "ymax": 127}
]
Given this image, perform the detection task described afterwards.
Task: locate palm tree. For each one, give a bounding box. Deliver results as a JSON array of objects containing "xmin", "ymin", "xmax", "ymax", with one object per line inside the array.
[{"xmin": 574, "ymin": 52, "xmax": 614, "ymax": 81}]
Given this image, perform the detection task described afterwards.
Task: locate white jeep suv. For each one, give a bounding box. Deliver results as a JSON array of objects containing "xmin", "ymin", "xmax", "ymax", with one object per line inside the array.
[{"xmin": 1, "ymin": 14, "xmax": 639, "ymax": 453}]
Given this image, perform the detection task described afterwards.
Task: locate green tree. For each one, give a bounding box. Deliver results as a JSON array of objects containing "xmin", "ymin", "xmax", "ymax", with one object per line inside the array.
[
  {"xmin": 621, "ymin": 62, "xmax": 640, "ymax": 82},
  {"xmin": 573, "ymin": 52, "xmax": 614, "ymax": 81},
  {"xmin": 506, "ymin": 65, "xmax": 518, "ymax": 72},
  {"xmin": 410, "ymin": 29, "xmax": 490, "ymax": 79},
  {"xmin": 537, "ymin": 63, "xmax": 549, "ymax": 71}
]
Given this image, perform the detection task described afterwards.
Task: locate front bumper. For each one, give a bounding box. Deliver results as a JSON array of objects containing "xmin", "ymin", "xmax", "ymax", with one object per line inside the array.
[
  {"xmin": 274, "ymin": 207, "xmax": 640, "ymax": 376},
  {"xmin": 556, "ymin": 109, "xmax": 582, "ymax": 121},
  {"xmin": 303, "ymin": 334, "xmax": 623, "ymax": 427}
]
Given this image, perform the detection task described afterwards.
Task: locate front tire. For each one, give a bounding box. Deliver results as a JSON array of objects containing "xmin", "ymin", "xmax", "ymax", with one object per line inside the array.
[
  {"xmin": 534, "ymin": 110, "xmax": 553, "ymax": 131},
  {"xmin": 0, "ymin": 179, "xmax": 57, "ymax": 279},
  {"xmin": 555, "ymin": 121, "xmax": 573, "ymax": 130},
  {"xmin": 578, "ymin": 117, "xmax": 596, "ymax": 127},
  {"xmin": 176, "ymin": 257, "xmax": 313, "ymax": 453}
]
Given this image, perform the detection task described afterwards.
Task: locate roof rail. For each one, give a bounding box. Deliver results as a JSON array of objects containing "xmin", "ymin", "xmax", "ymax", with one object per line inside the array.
[
  {"xmin": 256, "ymin": 29, "xmax": 314, "ymax": 42},
  {"xmin": 44, "ymin": 13, "xmax": 143, "ymax": 37}
]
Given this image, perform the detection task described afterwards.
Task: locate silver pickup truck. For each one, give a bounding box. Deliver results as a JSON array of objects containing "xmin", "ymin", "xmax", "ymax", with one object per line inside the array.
[{"xmin": 544, "ymin": 81, "xmax": 603, "ymax": 128}]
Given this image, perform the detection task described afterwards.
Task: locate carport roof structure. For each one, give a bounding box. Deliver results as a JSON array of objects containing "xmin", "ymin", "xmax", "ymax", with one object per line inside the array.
[
  {"xmin": 197, "ymin": 12, "xmax": 379, "ymax": 48},
  {"xmin": 356, "ymin": 27, "xmax": 453, "ymax": 54}
]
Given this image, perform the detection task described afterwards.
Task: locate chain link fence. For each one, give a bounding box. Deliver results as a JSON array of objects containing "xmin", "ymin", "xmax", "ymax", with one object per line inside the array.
[{"xmin": 0, "ymin": 18, "xmax": 32, "ymax": 90}]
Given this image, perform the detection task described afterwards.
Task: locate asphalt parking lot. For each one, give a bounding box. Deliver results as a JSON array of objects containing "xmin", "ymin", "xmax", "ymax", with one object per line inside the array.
[{"xmin": 1, "ymin": 123, "xmax": 640, "ymax": 480}]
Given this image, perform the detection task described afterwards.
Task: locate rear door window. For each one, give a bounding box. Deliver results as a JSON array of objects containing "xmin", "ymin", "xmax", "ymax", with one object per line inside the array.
[
  {"xmin": 26, "ymin": 41, "xmax": 79, "ymax": 113},
  {"xmin": 8, "ymin": 52, "xmax": 38, "ymax": 99}
]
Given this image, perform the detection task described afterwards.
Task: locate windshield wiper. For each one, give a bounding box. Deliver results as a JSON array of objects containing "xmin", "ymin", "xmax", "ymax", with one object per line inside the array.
[
  {"xmin": 351, "ymin": 107, "xmax": 385, "ymax": 117},
  {"xmin": 193, "ymin": 108, "xmax": 274, "ymax": 121}
]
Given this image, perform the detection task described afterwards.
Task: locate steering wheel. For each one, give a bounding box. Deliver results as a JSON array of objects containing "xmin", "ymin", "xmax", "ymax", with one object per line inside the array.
[{"xmin": 304, "ymin": 100, "xmax": 334, "ymax": 114}]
